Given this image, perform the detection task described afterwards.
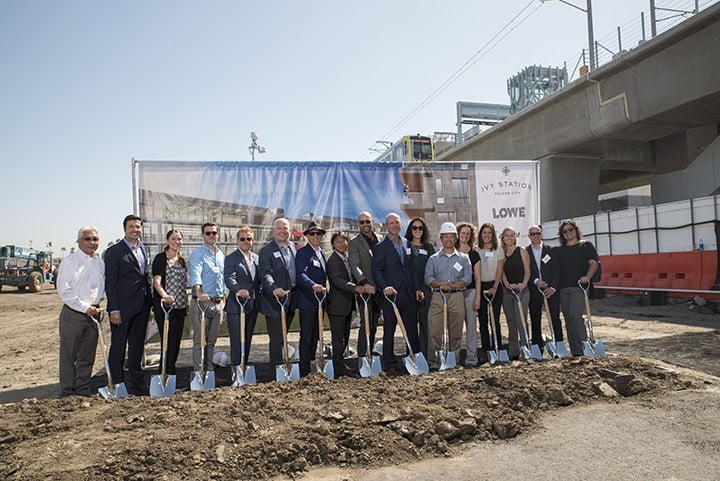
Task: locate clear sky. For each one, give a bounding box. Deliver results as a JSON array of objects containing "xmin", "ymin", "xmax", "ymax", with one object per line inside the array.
[{"xmin": 0, "ymin": 0, "xmax": 706, "ymax": 256}]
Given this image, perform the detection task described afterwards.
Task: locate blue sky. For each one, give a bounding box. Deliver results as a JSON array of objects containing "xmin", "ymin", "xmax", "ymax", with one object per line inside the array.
[{"xmin": 0, "ymin": 0, "xmax": 702, "ymax": 255}]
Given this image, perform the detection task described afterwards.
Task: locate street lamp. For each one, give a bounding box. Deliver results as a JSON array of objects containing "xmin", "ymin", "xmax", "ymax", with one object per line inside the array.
[
  {"xmin": 249, "ymin": 132, "xmax": 267, "ymax": 161},
  {"xmin": 543, "ymin": 0, "xmax": 596, "ymax": 71}
]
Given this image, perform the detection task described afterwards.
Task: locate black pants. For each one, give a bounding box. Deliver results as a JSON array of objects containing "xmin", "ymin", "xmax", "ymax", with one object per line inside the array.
[
  {"xmin": 329, "ymin": 313, "xmax": 352, "ymax": 374},
  {"xmin": 417, "ymin": 285, "xmax": 432, "ymax": 358},
  {"xmin": 298, "ymin": 309, "xmax": 320, "ymax": 377},
  {"xmin": 266, "ymin": 310, "xmax": 296, "ymax": 367},
  {"xmin": 478, "ymin": 281, "xmax": 504, "ymax": 351},
  {"xmin": 528, "ymin": 286, "xmax": 563, "ymax": 348},
  {"xmin": 109, "ymin": 305, "xmax": 150, "ymax": 388},
  {"xmin": 151, "ymin": 306, "xmax": 186, "ymax": 375}
]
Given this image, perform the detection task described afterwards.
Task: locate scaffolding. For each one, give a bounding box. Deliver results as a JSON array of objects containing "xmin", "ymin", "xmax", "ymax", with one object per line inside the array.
[{"xmin": 507, "ymin": 65, "xmax": 568, "ymax": 114}]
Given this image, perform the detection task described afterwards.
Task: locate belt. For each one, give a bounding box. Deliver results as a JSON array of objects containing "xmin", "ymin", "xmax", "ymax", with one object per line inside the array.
[
  {"xmin": 193, "ymin": 297, "xmax": 224, "ymax": 304},
  {"xmin": 64, "ymin": 304, "xmax": 100, "ymax": 315},
  {"xmin": 433, "ymin": 289, "xmax": 465, "ymax": 294}
]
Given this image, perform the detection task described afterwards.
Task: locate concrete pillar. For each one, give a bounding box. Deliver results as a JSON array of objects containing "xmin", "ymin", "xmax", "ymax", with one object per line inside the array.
[{"xmin": 540, "ymin": 156, "xmax": 600, "ymax": 221}]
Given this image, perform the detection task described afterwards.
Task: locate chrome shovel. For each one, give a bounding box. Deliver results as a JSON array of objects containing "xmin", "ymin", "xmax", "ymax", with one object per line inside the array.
[
  {"xmin": 275, "ymin": 293, "xmax": 300, "ymax": 382},
  {"xmin": 579, "ymin": 281, "xmax": 605, "ymax": 356},
  {"xmin": 385, "ymin": 293, "xmax": 429, "ymax": 375},
  {"xmin": 191, "ymin": 299, "xmax": 216, "ymax": 391},
  {"xmin": 509, "ymin": 287, "xmax": 543, "ymax": 360},
  {"xmin": 358, "ymin": 293, "xmax": 381, "ymax": 377},
  {"xmin": 90, "ymin": 313, "xmax": 128, "ymax": 399},
  {"xmin": 539, "ymin": 284, "xmax": 568, "ymax": 358},
  {"xmin": 435, "ymin": 289, "xmax": 456, "ymax": 370},
  {"xmin": 150, "ymin": 302, "xmax": 177, "ymax": 397},
  {"xmin": 232, "ymin": 296, "xmax": 256, "ymax": 386},
  {"xmin": 484, "ymin": 291, "xmax": 509, "ymax": 364},
  {"xmin": 314, "ymin": 290, "xmax": 334, "ymax": 379}
]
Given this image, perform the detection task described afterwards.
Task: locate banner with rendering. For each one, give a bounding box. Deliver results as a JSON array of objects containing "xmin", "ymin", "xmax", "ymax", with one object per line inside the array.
[{"xmin": 134, "ymin": 160, "xmax": 538, "ymax": 255}]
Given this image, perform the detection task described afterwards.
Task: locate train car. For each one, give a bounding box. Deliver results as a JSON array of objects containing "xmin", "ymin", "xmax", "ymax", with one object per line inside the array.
[{"xmin": 374, "ymin": 135, "xmax": 434, "ymax": 163}]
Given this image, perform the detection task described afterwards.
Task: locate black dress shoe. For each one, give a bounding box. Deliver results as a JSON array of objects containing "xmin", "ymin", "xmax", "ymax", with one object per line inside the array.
[{"xmin": 128, "ymin": 385, "xmax": 149, "ymax": 396}]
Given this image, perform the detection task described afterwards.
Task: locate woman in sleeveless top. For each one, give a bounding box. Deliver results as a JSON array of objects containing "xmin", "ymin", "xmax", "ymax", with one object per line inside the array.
[
  {"xmin": 500, "ymin": 226, "xmax": 530, "ymax": 359},
  {"xmin": 472, "ymin": 222, "xmax": 505, "ymax": 354}
]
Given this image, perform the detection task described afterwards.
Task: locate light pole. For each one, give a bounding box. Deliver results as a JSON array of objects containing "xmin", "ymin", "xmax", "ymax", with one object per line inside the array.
[
  {"xmin": 249, "ymin": 132, "xmax": 267, "ymax": 161},
  {"xmin": 544, "ymin": 0, "xmax": 595, "ymax": 71}
]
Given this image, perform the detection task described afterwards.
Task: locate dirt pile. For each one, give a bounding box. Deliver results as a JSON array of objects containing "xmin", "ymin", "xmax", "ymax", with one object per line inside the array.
[{"xmin": 0, "ymin": 356, "xmax": 703, "ymax": 480}]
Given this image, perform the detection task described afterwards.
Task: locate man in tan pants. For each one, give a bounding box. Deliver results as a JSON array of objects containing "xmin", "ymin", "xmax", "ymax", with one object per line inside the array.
[{"xmin": 423, "ymin": 222, "xmax": 472, "ymax": 370}]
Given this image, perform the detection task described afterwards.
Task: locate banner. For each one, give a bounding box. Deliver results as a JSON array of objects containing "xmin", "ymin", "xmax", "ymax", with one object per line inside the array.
[{"xmin": 134, "ymin": 160, "xmax": 538, "ymax": 256}]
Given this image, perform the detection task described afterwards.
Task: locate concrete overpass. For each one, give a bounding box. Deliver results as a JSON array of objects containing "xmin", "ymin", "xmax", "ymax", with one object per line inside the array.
[{"xmin": 438, "ymin": 2, "xmax": 720, "ymax": 221}]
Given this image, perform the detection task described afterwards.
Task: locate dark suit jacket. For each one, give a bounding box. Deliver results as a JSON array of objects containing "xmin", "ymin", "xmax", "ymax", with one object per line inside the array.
[
  {"xmin": 348, "ymin": 232, "xmax": 382, "ymax": 286},
  {"xmin": 224, "ymin": 248, "xmax": 260, "ymax": 315},
  {"xmin": 372, "ymin": 236, "xmax": 417, "ymax": 297},
  {"xmin": 295, "ymin": 244, "xmax": 328, "ymax": 310},
  {"xmin": 104, "ymin": 239, "xmax": 152, "ymax": 317},
  {"xmin": 258, "ymin": 239, "xmax": 297, "ymax": 317},
  {"xmin": 526, "ymin": 243, "xmax": 558, "ymax": 289},
  {"xmin": 327, "ymin": 251, "xmax": 356, "ymax": 317}
]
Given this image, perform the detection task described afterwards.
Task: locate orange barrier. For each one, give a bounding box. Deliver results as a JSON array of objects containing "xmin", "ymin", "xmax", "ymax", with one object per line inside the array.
[{"xmin": 597, "ymin": 251, "xmax": 717, "ymax": 296}]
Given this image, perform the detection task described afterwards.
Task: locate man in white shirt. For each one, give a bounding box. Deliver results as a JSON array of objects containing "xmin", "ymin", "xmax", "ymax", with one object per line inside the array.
[{"xmin": 56, "ymin": 226, "xmax": 105, "ymax": 397}]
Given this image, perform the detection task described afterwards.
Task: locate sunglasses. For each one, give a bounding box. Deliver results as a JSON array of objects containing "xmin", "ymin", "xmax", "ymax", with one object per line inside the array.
[
  {"xmin": 306, "ymin": 232, "xmax": 323, "ymax": 237},
  {"xmin": 204, "ymin": 231, "xmax": 219, "ymax": 236},
  {"xmin": 238, "ymin": 237, "xmax": 253, "ymax": 242},
  {"xmin": 529, "ymin": 232, "xmax": 542, "ymax": 236},
  {"xmin": 358, "ymin": 220, "xmax": 372, "ymax": 225},
  {"xmin": 82, "ymin": 237, "xmax": 99, "ymax": 242},
  {"xmin": 411, "ymin": 225, "xmax": 424, "ymax": 231},
  {"xmin": 562, "ymin": 227, "xmax": 575, "ymax": 234}
]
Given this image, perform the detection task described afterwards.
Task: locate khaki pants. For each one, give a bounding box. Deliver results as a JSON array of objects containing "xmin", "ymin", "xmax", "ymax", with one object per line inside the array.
[{"xmin": 427, "ymin": 291, "xmax": 464, "ymax": 368}]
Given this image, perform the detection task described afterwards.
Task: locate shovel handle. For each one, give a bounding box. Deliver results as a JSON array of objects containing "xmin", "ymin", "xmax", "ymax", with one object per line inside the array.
[{"xmin": 90, "ymin": 313, "xmax": 116, "ymax": 395}]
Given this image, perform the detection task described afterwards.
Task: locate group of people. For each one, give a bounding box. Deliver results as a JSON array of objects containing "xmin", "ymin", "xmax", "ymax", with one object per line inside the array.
[{"xmin": 56, "ymin": 212, "xmax": 599, "ymax": 397}]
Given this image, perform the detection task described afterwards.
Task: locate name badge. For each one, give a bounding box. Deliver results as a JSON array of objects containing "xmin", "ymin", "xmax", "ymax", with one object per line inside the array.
[
  {"xmin": 419, "ymin": 249, "xmax": 428, "ymax": 256},
  {"xmin": 405, "ymin": 248, "xmax": 412, "ymax": 255},
  {"xmin": 312, "ymin": 259, "xmax": 321, "ymax": 268},
  {"xmin": 542, "ymin": 254, "xmax": 551, "ymax": 264},
  {"xmin": 212, "ymin": 266, "xmax": 222, "ymax": 274},
  {"xmin": 484, "ymin": 250, "xmax": 494, "ymax": 258},
  {"xmin": 453, "ymin": 262, "xmax": 463, "ymax": 272},
  {"xmin": 273, "ymin": 251, "xmax": 281, "ymax": 258}
]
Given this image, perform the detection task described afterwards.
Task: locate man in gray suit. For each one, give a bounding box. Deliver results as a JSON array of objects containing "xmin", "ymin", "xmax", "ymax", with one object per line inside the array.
[{"xmin": 348, "ymin": 211, "xmax": 383, "ymax": 361}]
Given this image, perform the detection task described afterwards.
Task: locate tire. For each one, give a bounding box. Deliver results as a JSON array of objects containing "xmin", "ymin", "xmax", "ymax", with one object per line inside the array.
[{"xmin": 28, "ymin": 272, "xmax": 43, "ymax": 293}]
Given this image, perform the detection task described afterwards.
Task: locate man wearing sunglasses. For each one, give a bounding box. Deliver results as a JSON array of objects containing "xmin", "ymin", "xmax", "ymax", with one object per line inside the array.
[
  {"xmin": 295, "ymin": 221, "xmax": 328, "ymax": 377},
  {"xmin": 348, "ymin": 211, "xmax": 383, "ymax": 366},
  {"xmin": 104, "ymin": 214, "xmax": 153, "ymax": 396},
  {"xmin": 189, "ymin": 222, "xmax": 226, "ymax": 382},
  {"xmin": 525, "ymin": 225, "xmax": 562, "ymax": 353},
  {"xmin": 57, "ymin": 226, "xmax": 104, "ymax": 397}
]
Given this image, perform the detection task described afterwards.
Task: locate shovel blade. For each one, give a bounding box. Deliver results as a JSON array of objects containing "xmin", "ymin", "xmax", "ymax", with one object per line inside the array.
[
  {"xmin": 530, "ymin": 344, "xmax": 544, "ymax": 360},
  {"xmin": 488, "ymin": 350, "xmax": 499, "ymax": 365},
  {"xmin": 232, "ymin": 365, "xmax": 257, "ymax": 386},
  {"xmin": 520, "ymin": 345, "xmax": 533, "ymax": 360},
  {"xmin": 583, "ymin": 340, "xmax": 605, "ymax": 357},
  {"xmin": 359, "ymin": 355, "xmax": 382, "ymax": 377},
  {"xmin": 437, "ymin": 350, "xmax": 457, "ymax": 371},
  {"xmin": 190, "ymin": 370, "xmax": 216, "ymax": 391},
  {"xmin": 149, "ymin": 374, "xmax": 176, "ymax": 397},
  {"xmin": 403, "ymin": 352, "xmax": 429, "ymax": 376},
  {"xmin": 99, "ymin": 382, "xmax": 128, "ymax": 400},
  {"xmin": 316, "ymin": 359, "xmax": 334, "ymax": 380},
  {"xmin": 275, "ymin": 363, "xmax": 300, "ymax": 382},
  {"xmin": 547, "ymin": 340, "xmax": 569, "ymax": 358}
]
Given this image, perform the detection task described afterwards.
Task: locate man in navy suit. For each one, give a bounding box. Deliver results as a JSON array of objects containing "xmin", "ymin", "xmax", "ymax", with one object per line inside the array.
[
  {"xmin": 258, "ymin": 218, "xmax": 297, "ymax": 366},
  {"xmin": 295, "ymin": 221, "xmax": 328, "ymax": 377},
  {"xmin": 104, "ymin": 214, "xmax": 153, "ymax": 396},
  {"xmin": 372, "ymin": 213, "xmax": 424, "ymax": 376},
  {"xmin": 526, "ymin": 225, "xmax": 563, "ymax": 351},
  {"xmin": 224, "ymin": 226, "xmax": 260, "ymax": 370}
]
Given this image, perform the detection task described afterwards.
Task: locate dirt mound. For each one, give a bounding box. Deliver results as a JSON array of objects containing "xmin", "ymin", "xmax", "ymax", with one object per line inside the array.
[{"xmin": 0, "ymin": 356, "xmax": 703, "ymax": 480}]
